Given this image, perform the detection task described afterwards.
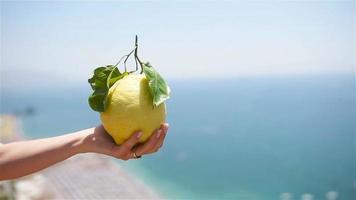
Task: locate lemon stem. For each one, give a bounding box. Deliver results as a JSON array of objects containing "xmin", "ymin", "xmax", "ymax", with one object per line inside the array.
[
  {"xmin": 114, "ymin": 48, "xmax": 135, "ymax": 72},
  {"xmin": 134, "ymin": 35, "xmax": 144, "ymax": 74},
  {"xmin": 114, "ymin": 35, "xmax": 144, "ymax": 73}
]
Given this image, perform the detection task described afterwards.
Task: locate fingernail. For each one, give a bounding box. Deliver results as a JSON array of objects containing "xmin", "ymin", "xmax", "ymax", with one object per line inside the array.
[
  {"xmin": 136, "ymin": 132, "xmax": 143, "ymax": 139},
  {"xmin": 156, "ymin": 129, "xmax": 162, "ymax": 138}
]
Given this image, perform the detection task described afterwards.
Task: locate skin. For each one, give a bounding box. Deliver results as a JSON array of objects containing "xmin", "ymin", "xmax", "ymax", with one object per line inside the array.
[{"xmin": 0, "ymin": 123, "xmax": 169, "ymax": 180}]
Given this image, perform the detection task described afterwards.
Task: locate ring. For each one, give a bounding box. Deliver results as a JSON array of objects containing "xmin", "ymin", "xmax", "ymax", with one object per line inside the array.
[{"xmin": 132, "ymin": 152, "xmax": 142, "ymax": 159}]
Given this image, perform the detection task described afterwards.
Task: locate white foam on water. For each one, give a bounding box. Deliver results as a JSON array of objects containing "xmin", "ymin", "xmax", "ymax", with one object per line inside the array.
[
  {"xmin": 301, "ymin": 193, "xmax": 314, "ymax": 200},
  {"xmin": 280, "ymin": 192, "xmax": 293, "ymax": 200},
  {"xmin": 325, "ymin": 191, "xmax": 338, "ymax": 200}
]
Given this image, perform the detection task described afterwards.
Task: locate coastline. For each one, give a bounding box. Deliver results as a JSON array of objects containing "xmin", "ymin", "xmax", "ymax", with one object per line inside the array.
[{"xmin": 0, "ymin": 114, "xmax": 162, "ymax": 199}]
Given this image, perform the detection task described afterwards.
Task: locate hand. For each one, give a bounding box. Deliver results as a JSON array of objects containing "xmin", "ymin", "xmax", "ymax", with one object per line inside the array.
[{"xmin": 81, "ymin": 123, "xmax": 169, "ymax": 160}]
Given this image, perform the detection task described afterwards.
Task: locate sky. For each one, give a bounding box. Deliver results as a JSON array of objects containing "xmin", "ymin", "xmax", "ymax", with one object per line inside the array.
[{"xmin": 0, "ymin": 1, "xmax": 355, "ymax": 89}]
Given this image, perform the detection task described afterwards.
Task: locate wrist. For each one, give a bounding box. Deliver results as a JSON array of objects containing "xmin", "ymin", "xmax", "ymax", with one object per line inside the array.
[{"xmin": 70, "ymin": 128, "xmax": 95, "ymax": 155}]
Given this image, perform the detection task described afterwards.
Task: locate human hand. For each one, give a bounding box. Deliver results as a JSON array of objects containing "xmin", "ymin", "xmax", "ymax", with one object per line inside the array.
[{"xmin": 80, "ymin": 123, "xmax": 169, "ymax": 160}]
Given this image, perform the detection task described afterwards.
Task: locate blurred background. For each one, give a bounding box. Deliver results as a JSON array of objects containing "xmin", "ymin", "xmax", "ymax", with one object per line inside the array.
[{"xmin": 1, "ymin": 1, "xmax": 355, "ymax": 200}]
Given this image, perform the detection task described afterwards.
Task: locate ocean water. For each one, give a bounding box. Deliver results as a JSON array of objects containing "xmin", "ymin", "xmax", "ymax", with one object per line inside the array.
[{"xmin": 1, "ymin": 74, "xmax": 355, "ymax": 199}]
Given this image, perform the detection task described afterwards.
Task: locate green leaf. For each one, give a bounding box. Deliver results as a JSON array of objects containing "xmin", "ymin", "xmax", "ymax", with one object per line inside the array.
[
  {"xmin": 143, "ymin": 62, "xmax": 170, "ymax": 107},
  {"xmin": 88, "ymin": 65, "xmax": 127, "ymax": 112}
]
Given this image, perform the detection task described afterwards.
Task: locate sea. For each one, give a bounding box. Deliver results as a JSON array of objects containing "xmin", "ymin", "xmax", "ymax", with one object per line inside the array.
[{"xmin": 1, "ymin": 73, "xmax": 355, "ymax": 200}]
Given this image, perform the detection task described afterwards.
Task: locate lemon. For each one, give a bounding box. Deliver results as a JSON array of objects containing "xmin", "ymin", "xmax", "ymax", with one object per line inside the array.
[{"xmin": 100, "ymin": 74, "xmax": 166, "ymax": 144}]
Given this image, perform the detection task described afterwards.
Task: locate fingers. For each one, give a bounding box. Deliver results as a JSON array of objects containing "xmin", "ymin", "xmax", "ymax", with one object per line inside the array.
[
  {"xmin": 134, "ymin": 128, "xmax": 162, "ymax": 156},
  {"xmin": 122, "ymin": 131, "xmax": 142, "ymax": 150},
  {"xmin": 150, "ymin": 123, "xmax": 169, "ymax": 153},
  {"xmin": 110, "ymin": 123, "xmax": 169, "ymax": 160},
  {"xmin": 111, "ymin": 131, "xmax": 142, "ymax": 160},
  {"xmin": 135, "ymin": 123, "xmax": 169, "ymax": 156}
]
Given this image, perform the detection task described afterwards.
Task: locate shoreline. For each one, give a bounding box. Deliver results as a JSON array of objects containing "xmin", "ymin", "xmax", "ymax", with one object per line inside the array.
[{"xmin": 0, "ymin": 114, "xmax": 162, "ymax": 199}]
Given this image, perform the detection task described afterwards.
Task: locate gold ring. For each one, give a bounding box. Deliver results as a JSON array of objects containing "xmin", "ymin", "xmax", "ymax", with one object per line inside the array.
[{"xmin": 132, "ymin": 152, "xmax": 142, "ymax": 159}]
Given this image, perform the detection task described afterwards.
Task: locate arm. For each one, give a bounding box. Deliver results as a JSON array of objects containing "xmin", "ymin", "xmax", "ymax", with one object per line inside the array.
[
  {"xmin": 0, "ymin": 132, "xmax": 85, "ymax": 180},
  {"xmin": 0, "ymin": 123, "xmax": 169, "ymax": 180}
]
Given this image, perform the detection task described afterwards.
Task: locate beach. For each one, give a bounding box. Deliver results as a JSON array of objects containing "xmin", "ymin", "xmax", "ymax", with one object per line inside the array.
[{"xmin": 0, "ymin": 115, "xmax": 161, "ymax": 199}]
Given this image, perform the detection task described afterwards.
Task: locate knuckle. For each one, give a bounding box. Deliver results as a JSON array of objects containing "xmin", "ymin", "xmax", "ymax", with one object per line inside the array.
[
  {"xmin": 120, "ymin": 146, "xmax": 131, "ymax": 154},
  {"xmin": 121, "ymin": 144, "xmax": 130, "ymax": 150},
  {"xmin": 121, "ymin": 154, "xmax": 131, "ymax": 161},
  {"xmin": 116, "ymin": 151, "xmax": 125, "ymax": 158}
]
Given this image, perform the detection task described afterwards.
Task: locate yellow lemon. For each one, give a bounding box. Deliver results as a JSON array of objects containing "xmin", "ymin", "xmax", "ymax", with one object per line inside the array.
[{"xmin": 100, "ymin": 74, "xmax": 166, "ymax": 144}]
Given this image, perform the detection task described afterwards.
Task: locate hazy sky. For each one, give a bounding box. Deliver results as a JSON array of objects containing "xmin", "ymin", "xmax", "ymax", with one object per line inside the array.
[{"xmin": 1, "ymin": 1, "xmax": 354, "ymax": 89}]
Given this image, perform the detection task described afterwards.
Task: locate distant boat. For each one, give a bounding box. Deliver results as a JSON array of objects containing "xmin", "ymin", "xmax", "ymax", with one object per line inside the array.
[
  {"xmin": 13, "ymin": 106, "xmax": 36, "ymax": 117},
  {"xmin": 24, "ymin": 107, "xmax": 35, "ymax": 116}
]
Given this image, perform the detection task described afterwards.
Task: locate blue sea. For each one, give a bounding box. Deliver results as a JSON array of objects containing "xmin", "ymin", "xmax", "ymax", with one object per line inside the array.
[{"xmin": 1, "ymin": 74, "xmax": 355, "ymax": 199}]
